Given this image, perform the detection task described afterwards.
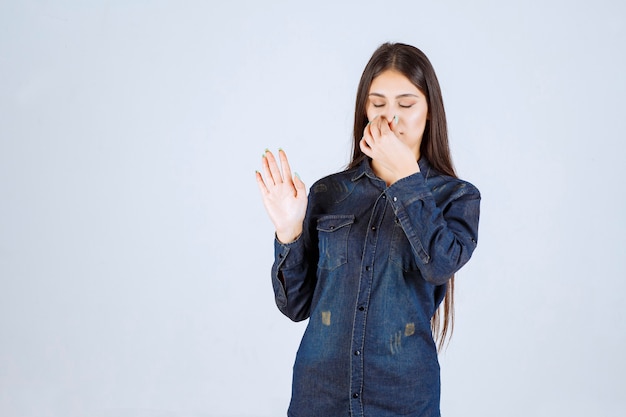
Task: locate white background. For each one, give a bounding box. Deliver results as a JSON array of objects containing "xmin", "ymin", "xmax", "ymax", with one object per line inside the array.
[{"xmin": 1, "ymin": 1, "xmax": 625, "ymax": 416}]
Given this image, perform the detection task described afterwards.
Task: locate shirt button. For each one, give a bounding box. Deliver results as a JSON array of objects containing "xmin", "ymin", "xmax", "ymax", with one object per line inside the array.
[
  {"xmin": 354, "ymin": 350, "xmax": 361, "ymax": 356},
  {"xmin": 371, "ymin": 226, "xmax": 376, "ymax": 231},
  {"xmin": 358, "ymin": 306, "xmax": 365, "ymax": 311},
  {"xmin": 393, "ymin": 196, "xmax": 397, "ymax": 202},
  {"xmin": 365, "ymin": 266, "xmax": 371, "ymax": 271},
  {"xmin": 352, "ymin": 393, "xmax": 360, "ymax": 399},
  {"xmin": 382, "ymin": 195, "xmax": 386, "ymax": 199}
]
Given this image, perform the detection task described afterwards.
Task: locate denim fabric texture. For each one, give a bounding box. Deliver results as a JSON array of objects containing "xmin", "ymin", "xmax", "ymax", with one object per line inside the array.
[{"xmin": 272, "ymin": 158, "xmax": 480, "ymax": 417}]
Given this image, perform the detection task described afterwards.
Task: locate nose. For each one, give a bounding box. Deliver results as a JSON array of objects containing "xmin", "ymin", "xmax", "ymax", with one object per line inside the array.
[
  {"xmin": 370, "ymin": 108, "xmax": 395, "ymax": 124},
  {"xmin": 382, "ymin": 108, "xmax": 394, "ymax": 123},
  {"xmin": 382, "ymin": 105, "xmax": 398, "ymax": 124}
]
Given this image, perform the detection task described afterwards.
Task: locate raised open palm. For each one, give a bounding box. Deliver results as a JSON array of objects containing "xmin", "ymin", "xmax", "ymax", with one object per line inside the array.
[{"xmin": 256, "ymin": 149, "xmax": 307, "ymax": 243}]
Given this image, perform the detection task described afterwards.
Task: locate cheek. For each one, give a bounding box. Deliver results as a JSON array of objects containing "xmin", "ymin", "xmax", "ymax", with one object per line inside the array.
[{"xmin": 402, "ymin": 110, "xmax": 428, "ymax": 131}]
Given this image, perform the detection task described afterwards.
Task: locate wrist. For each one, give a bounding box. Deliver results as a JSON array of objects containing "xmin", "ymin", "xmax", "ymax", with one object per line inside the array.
[
  {"xmin": 276, "ymin": 226, "xmax": 303, "ymax": 244},
  {"xmin": 394, "ymin": 160, "xmax": 420, "ymax": 181}
]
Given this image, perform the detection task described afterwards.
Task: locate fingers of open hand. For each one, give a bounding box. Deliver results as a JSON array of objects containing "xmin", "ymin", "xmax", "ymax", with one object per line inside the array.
[
  {"xmin": 278, "ymin": 149, "xmax": 293, "ymax": 184},
  {"xmin": 259, "ymin": 150, "xmax": 299, "ymax": 203},
  {"xmin": 255, "ymin": 170, "xmax": 269, "ymax": 195},
  {"xmin": 292, "ymin": 171, "xmax": 306, "ymax": 195},
  {"xmin": 262, "ymin": 150, "xmax": 284, "ymax": 187}
]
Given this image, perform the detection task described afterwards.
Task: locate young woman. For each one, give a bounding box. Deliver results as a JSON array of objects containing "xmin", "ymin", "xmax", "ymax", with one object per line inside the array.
[{"xmin": 256, "ymin": 43, "xmax": 480, "ymax": 417}]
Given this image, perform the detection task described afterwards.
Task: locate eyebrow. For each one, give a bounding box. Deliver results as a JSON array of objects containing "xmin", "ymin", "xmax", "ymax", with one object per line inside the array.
[{"xmin": 368, "ymin": 93, "xmax": 420, "ymax": 99}]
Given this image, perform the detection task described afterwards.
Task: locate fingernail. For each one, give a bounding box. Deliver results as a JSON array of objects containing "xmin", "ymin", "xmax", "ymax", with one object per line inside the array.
[
  {"xmin": 393, "ymin": 115, "xmax": 398, "ymax": 124},
  {"xmin": 278, "ymin": 147, "xmax": 283, "ymax": 152},
  {"xmin": 264, "ymin": 148, "xmax": 269, "ymax": 153},
  {"xmin": 294, "ymin": 172, "xmax": 301, "ymax": 180}
]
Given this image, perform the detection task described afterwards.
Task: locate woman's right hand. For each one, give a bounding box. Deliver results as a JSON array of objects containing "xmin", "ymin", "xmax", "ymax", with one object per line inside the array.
[{"xmin": 255, "ymin": 149, "xmax": 307, "ymax": 243}]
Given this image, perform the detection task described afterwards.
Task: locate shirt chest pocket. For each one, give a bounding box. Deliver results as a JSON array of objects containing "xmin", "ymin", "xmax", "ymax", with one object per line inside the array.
[{"xmin": 316, "ymin": 214, "xmax": 355, "ymax": 271}]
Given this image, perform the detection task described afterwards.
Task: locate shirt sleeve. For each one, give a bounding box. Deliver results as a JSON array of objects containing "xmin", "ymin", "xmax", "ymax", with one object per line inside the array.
[
  {"xmin": 386, "ymin": 171, "xmax": 481, "ymax": 285},
  {"xmin": 271, "ymin": 201, "xmax": 318, "ymax": 322}
]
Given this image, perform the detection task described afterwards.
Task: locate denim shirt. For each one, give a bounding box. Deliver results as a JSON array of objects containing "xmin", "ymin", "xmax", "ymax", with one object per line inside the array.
[{"xmin": 271, "ymin": 158, "xmax": 480, "ymax": 417}]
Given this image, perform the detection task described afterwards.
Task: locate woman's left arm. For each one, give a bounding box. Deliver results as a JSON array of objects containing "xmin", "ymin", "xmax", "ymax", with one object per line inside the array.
[{"xmin": 386, "ymin": 173, "xmax": 481, "ymax": 285}]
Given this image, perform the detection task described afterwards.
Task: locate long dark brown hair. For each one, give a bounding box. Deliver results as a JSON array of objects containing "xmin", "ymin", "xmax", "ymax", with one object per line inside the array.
[{"xmin": 348, "ymin": 42, "xmax": 456, "ymax": 350}]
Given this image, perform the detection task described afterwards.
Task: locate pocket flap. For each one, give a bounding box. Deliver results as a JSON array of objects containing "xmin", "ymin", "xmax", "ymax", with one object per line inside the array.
[{"xmin": 316, "ymin": 215, "xmax": 355, "ymax": 233}]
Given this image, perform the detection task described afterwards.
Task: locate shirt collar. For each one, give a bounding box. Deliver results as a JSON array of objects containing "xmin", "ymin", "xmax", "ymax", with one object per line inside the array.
[{"xmin": 350, "ymin": 157, "xmax": 432, "ymax": 182}]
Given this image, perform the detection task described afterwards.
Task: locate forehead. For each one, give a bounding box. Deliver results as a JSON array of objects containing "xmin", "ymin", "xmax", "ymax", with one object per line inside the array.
[{"xmin": 369, "ymin": 69, "xmax": 422, "ymax": 96}]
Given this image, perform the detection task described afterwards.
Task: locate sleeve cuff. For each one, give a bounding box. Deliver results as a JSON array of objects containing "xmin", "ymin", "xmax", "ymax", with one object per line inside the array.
[
  {"xmin": 274, "ymin": 233, "xmax": 306, "ymax": 269},
  {"xmin": 386, "ymin": 171, "xmax": 431, "ymax": 206}
]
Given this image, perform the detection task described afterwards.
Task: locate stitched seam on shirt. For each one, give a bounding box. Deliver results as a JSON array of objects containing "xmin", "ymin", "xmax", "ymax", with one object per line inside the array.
[{"xmin": 396, "ymin": 211, "xmax": 430, "ymax": 264}]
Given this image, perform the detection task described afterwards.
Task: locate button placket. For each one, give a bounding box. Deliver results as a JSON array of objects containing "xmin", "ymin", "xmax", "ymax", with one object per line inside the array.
[{"xmin": 349, "ymin": 191, "xmax": 387, "ymax": 413}]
